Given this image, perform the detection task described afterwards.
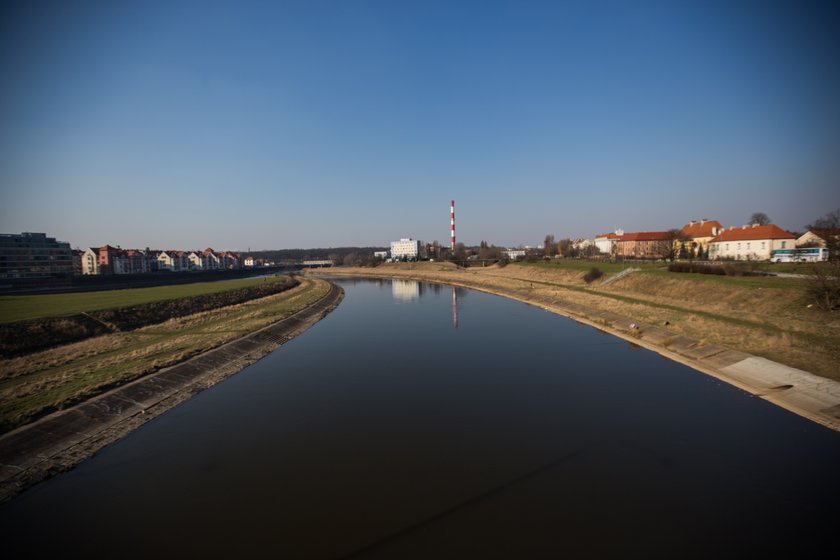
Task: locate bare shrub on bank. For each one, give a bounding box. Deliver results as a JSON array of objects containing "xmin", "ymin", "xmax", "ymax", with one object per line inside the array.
[
  {"xmin": 583, "ymin": 267, "xmax": 603, "ymax": 284},
  {"xmin": 807, "ymin": 262, "xmax": 840, "ymax": 311}
]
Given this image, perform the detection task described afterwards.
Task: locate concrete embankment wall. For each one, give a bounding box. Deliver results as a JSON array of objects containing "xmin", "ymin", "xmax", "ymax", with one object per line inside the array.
[{"xmin": 0, "ymin": 281, "xmax": 344, "ymax": 503}]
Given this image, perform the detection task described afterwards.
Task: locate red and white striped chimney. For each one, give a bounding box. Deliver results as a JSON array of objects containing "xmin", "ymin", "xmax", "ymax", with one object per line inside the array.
[{"xmin": 450, "ymin": 200, "xmax": 456, "ymax": 251}]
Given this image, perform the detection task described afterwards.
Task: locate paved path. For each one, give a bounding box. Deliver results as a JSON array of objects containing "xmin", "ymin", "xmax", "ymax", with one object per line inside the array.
[{"xmin": 0, "ymin": 282, "xmax": 344, "ymax": 502}]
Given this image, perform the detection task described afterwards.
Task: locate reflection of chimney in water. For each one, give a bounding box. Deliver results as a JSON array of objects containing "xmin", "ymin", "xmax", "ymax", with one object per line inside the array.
[{"xmin": 452, "ymin": 286, "xmax": 459, "ymax": 329}]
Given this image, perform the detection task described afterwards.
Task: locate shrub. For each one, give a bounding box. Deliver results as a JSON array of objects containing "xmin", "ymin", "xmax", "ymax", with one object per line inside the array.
[
  {"xmin": 807, "ymin": 262, "xmax": 840, "ymax": 310},
  {"xmin": 583, "ymin": 267, "xmax": 604, "ymax": 284}
]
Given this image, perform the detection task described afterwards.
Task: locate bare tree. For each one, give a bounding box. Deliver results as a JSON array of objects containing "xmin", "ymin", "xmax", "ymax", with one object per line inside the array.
[
  {"xmin": 453, "ymin": 242, "xmax": 466, "ymax": 260},
  {"xmin": 750, "ymin": 212, "xmax": 771, "ymax": 225},
  {"xmin": 557, "ymin": 238, "xmax": 571, "ymax": 257},
  {"xmin": 662, "ymin": 229, "xmax": 681, "ymax": 261},
  {"xmin": 806, "ymin": 208, "xmax": 840, "ymax": 230},
  {"xmin": 544, "ymin": 234, "xmax": 555, "ymax": 257}
]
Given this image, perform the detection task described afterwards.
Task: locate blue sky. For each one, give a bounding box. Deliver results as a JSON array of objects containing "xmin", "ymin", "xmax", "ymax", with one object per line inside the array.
[{"xmin": 1, "ymin": 0, "xmax": 838, "ymax": 250}]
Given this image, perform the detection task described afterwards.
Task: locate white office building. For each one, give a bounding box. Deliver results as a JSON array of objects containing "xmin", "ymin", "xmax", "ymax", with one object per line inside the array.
[{"xmin": 390, "ymin": 238, "xmax": 420, "ymax": 260}]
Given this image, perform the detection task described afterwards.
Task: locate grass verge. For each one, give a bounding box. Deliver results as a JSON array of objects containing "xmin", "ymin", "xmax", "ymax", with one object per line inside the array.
[
  {"xmin": 0, "ymin": 276, "xmax": 288, "ymax": 324},
  {"xmin": 0, "ymin": 277, "xmax": 331, "ymax": 433}
]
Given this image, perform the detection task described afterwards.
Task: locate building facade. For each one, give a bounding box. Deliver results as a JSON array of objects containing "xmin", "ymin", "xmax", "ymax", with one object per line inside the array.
[
  {"xmin": 0, "ymin": 232, "xmax": 73, "ymax": 278},
  {"xmin": 390, "ymin": 238, "xmax": 420, "ymax": 260},
  {"xmin": 615, "ymin": 231, "xmax": 673, "ymax": 259},
  {"xmin": 708, "ymin": 224, "xmax": 795, "ymax": 260},
  {"xmin": 594, "ymin": 230, "xmax": 623, "ymax": 255},
  {"xmin": 677, "ymin": 219, "xmax": 723, "ymax": 257}
]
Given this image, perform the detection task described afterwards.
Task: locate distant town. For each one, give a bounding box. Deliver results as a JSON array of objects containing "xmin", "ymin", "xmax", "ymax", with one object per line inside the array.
[{"xmin": 1, "ymin": 210, "xmax": 838, "ymax": 281}]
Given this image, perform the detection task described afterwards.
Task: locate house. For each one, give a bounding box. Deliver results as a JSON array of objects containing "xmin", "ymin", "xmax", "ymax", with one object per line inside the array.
[
  {"xmin": 797, "ymin": 228, "xmax": 840, "ymax": 248},
  {"xmin": 594, "ymin": 230, "xmax": 623, "ymax": 255},
  {"xmin": 615, "ymin": 231, "xmax": 673, "ymax": 259},
  {"xmin": 82, "ymin": 248, "xmax": 100, "ymax": 275},
  {"xmin": 708, "ymin": 224, "xmax": 796, "ymax": 261},
  {"xmin": 158, "ymin": 250, "xmax": 188, "ymax": 271},
  {"xmin": 219, "ymin": 251, "xmax": 240, "ymax": 270},
  {"xmin": 503, "ymin": 249, "xmax": 526, "ymax": 260},
  {"xmin": 72, "ymin": 249, "xmax": 84, "ymax": 275},
  {"xmin": 244, "ymin": 256, "xmax": 256, "ymax": 267},
  {"xmin": 126, "ymin": 249, "xmax": 147, "ymax": 274},
  {"xmin": 571, "ymin": 238, "xmax": 593, "ymax": 251},
  {"xmin": 677, "ymin": 219, "xmax": 724, "ymax": 258},
  {"xmin": 112, "ymin": 248, "xmax": 131, "ymax": 274},
  {"xmin": 97, "ymin": 245, "xmax": 120, "ymax": 274},
  {"xmin": 203, "ymin": 248, "xmax": 221, "ymax": 270},
  {"xmin": 188, "ymin": 251, "xmax": 206, "ymax": 270}
]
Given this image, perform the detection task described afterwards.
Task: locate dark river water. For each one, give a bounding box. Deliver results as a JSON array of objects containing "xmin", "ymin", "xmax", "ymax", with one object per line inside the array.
[{"xmin": 2, "ymin": 278, "xmax": 839, "ymax": 558}]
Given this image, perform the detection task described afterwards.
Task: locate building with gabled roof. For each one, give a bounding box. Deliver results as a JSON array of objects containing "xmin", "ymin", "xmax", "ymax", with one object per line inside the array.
[
  {"xmin": 677, "ymin": 219, "xmax": 724, "ymax": 258},
  {"xmin": 708, "ymin": 224, "xmax": 795, "ymax": 261},
  {"xmin": 594, "ymin": 229, "xmax": 623, "ymax": 255},
  {"xmin": 797, "ymin": 228, "xmax": 840, "ymax": 248}
]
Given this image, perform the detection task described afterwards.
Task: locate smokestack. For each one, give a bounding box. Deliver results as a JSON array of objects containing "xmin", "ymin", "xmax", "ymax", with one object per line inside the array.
[{"xmin": 450, "ymin": 200, "xmax": 456, "ymax": 251}]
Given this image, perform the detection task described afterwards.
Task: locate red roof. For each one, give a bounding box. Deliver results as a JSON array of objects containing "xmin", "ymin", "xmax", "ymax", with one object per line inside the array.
[
  {"xmin": 711, "ymin": 224, "xmax": 794, "ymax": 242},
  {"xmin": 679, "ymin": 220, "xmax": 723, "ymax": 239},
  {"xmin": 807, "ymin": 228, "xmax": 840, "ymax": 241},
  {"xmin": 595, "ymin": 232, "xmax": 620, "ymax": 239},
  {"xmin": 620, "ymin": 231, "xmax": 672, "ymax": 241}
]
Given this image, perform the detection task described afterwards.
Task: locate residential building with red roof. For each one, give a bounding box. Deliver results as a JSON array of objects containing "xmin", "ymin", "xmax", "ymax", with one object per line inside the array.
[
  {"xmin": 797, "ymin": 228, "xmax": 840, "ymax": 249},
  {"xmin": 677, "ymin": 219, "xmax": 724, "ymax": 258},
  {"xmin": 594, "ymin": 229, "xmax": 623, "ymax": 255},
  {"xmin": 616, "ymin": 231, "xmax": 673, "ymax": 259},
  {"xmin": 708, "ymin": 224, "xmax": 795, "ymax": 260}
]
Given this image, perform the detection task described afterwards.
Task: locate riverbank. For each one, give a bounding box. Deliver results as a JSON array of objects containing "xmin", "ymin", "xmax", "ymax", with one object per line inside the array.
[
  {"xmin": 308, "ymin": 264, "xmax": 840, "ymax": 433},
  {"xmin": 0, "ymin": 279, "xmax": 343, "ymax": 502}
]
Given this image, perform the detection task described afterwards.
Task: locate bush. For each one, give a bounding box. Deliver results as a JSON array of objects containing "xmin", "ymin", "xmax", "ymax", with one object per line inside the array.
[
  {"xmin": 583, "ymin": 267, "xmax": 604, "ymax": 284},
  {"xmin": 807, "ymin": 262, "xmax": 840, "ymax": 310}
]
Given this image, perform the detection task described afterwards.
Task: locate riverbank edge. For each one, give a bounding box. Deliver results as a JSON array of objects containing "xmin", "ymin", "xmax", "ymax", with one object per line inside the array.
[
  {"xmin": 310, "ymin": 268, "xmax": 840, "ymax": 434},
  {"xmin": 0, "ymin": 280, "xmax": 344, "ymax": 503}
]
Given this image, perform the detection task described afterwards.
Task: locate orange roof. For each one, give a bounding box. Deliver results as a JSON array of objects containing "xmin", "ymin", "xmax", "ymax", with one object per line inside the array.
[
  {"xmin": 679, "ymin": 220, "xmax": 723, "ymax": 239},
  {"xmin": 595, "ymin": 232, "xmax": 620, "ymax": 239},
  {"xmin": 711, "ymin": 224, "xmax": 794, "ymax": 242},
  {"xmin": 620, "ymin": 231, "xmax": 672, "ymax": 241}
]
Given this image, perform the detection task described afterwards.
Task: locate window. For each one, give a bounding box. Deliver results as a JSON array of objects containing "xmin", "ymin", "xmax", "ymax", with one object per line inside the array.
[
  {"xmin": 781, "ymin": 241, "xmax": 787, "ymax": 248},
  {"xmin": 761, "ymin": 242, "xmax": 766, "ymax": 250},
  {"xmin": 737, "ymin": 243, "xmax": 741, "ymax": 250},
  {"xmin": 747, "ymin": 243, "xmax": 751, "ymax": 250}
]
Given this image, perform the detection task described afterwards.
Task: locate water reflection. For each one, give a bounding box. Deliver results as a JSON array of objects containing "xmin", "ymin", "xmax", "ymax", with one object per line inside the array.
[
  {"xmin": 392, "ymin": 279, "xmax": 420, "ymax": 301},
  {"xmin": 452, "ymin": 286, "xmax": 459, "ymax": 329}
]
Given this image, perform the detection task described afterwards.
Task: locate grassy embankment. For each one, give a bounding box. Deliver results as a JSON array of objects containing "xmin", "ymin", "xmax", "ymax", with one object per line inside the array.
[
  {"xmin": 319, "ymin": 260, "xmax": 840, "ymax": 381},
  {"xmin": 0, "ymin": 276, "xmax": 331, "ymax": 433},
  {"xmin": 0, "ymin": 276, "xmax": 288, "ymax": 323}
]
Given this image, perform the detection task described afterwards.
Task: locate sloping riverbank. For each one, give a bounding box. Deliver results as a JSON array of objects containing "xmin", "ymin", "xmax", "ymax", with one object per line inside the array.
[
  {"xmin": 0, "ymin": 279, "xmax": 343, "ymax": 502},
  {"xmin": 309, "ymin": 264, "xmax": 840, "ymax": 433}
]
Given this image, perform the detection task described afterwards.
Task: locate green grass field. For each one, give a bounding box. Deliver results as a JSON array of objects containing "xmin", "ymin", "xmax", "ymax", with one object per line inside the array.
[{"xmin": 0, "ymin": 276, "xmax": 290, "ymax": 324}]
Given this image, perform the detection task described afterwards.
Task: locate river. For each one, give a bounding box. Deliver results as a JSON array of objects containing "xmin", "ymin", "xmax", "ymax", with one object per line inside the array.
[{"xmin": 1, "ymin": 278, "xmax": 839, "ymax": 558}]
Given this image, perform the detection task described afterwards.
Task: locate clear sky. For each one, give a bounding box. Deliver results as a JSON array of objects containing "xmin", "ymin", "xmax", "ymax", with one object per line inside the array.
[{"xmin": 1, "ymin": 0, "xmax": 839, "ymax": 250}]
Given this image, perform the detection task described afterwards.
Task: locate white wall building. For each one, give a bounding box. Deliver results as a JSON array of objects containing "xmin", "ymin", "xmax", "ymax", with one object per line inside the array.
[
  {"xmin": 708, "ymin": 224, "xmax": 796, "ymax": 261},
  {"xmin": 594, "ymin": 229, "xmax": 623, "ymax": 255},
  {"xmin": 390, "ymin": 238, "xmax": 420, "ymax": 260},
  {"xmin": 503, "ymin": 249, "xmax": 526, "ymax": 260},
  {"xmin": 82, "ymin": 248, "xmax": 99, "ymax": 275}
]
